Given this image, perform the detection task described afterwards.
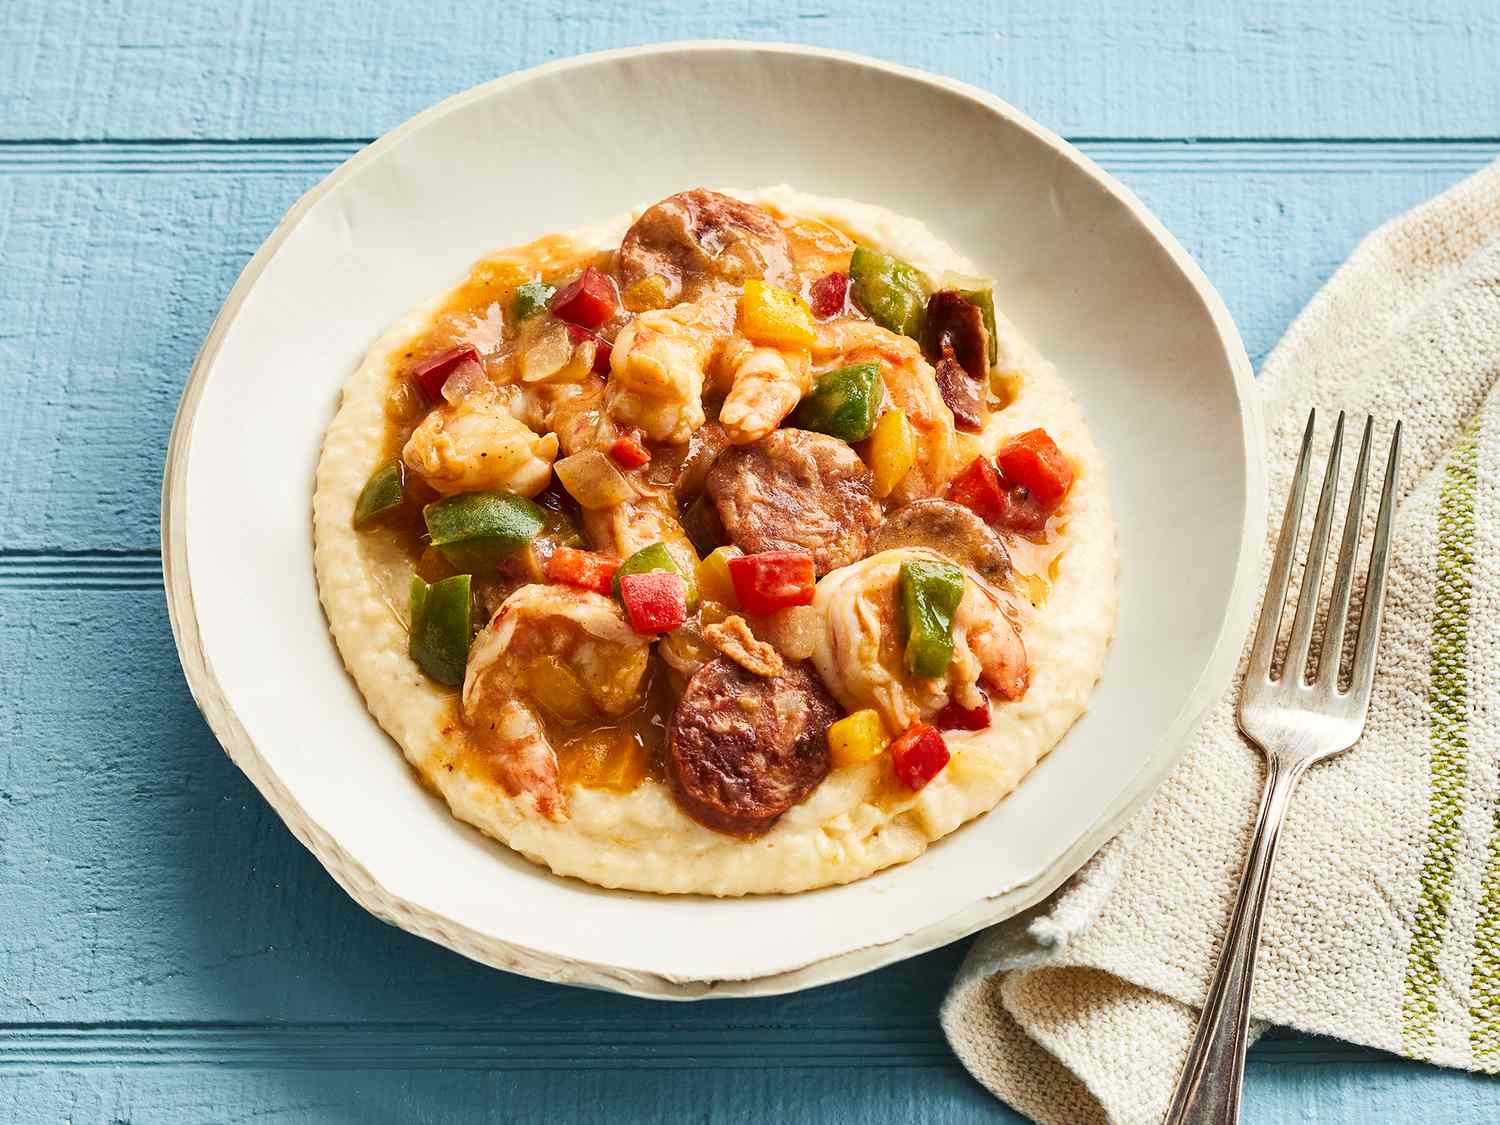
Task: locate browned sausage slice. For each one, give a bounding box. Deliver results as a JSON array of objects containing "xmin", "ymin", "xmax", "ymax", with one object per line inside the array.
[
  {"xmin": 668, "ymin": 657, "xmax": 838, "ymax": 836},
  {"xmin": 618, "ymin": 189, "xmax": 793, "ymax": 304},
  {"xmin": 705, "ymin": 428, "xmax": 880, "ymax": 576},
  {"xmin": 871, "ymin": 499, "xmax": 1012, "ymax": 585}
]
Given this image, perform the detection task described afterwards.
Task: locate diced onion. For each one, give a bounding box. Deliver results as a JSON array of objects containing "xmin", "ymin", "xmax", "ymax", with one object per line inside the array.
[
  {"xmin": 440, "ymin": 358, "xmax": 489, "ymax": 406},
  {"xmin": 554, "ymin": 448, "xmax": 636, "ymax": 509},
  {"xmin": 519, "ymin": 321, "xmax": 594, "ymax": 384},
  {"xmin": 753, "ymin": 604, "xmax": 819, "ymax": 661}
]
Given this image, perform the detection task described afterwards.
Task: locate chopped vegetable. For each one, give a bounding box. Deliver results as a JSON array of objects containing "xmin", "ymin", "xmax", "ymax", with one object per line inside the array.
[
  {"xmin": 808, "ymin": 271, "xmax": 850, "ymax": 319},
  {"xmin": 408, "ymin": 573, "xmax": 471, "ymax": 687},
  {"xmin": 922, "ymin": 289, "xmax": 990, "ymax": 382},
  {"xmin": 738, "ymin": 279, "xmax": 816, "ymax": 348},
  {"xmin": 513, "ymin": 281, "xmax": 556, "ymax": 321},
  {"xmin": 609, "ymin": 433, "xmax": 651, "ymax": 468},
  {"xmin": 613, "ymin": 541, "xmax": 698, "ymax": 609},
  {"xmin": 695, "ymin": 545, "xmax": 742, "ymax": 608},
  {"xmin": 934, "ymin": 355, "xmax": 986, "ymax": 432},
  {"xmin": 618, "ymin": 570, "xmax": 688, "ymax": 634},
  {"xmin": 889, "ymin": 723, "xmax": 951, "ymax": 790},
  {"xmin": 523, "ymin": 654, "xmax": 594, "ymax": 720},
  {"xmin": 559, "ymin": 727, "xmax": 649, "ymax": 792},
  {"xmin": 681, "ymin": 493, "xmax": 726, "ymax": 557},
  {"xmin": 412, "ymin": 344, "xmax": 481, "ymax": 401},
  {"xmin": 521, "ymin": 320, "xmax": 595, "ymax": 383},
  {"xmin": 353, "ymin": 461, "xmax": 405, "ymax": 527},
  {"xmin": 934, "ymin": 692, "xmax": 991, "ymax": 732},
  {"xmin": 727, "ymin": 550, "xmax": 816, "ymax": 617},
  {"xmin": 996, "ymin": 428, "xmax": 1075, "ymax": 508},
  {"xmin": 828, "ymin": 709, "xmax": 890, "ymax": 768},
  {"xmin": 960, "ymin": 284, "xmax": 1000, "ymax": 367},
  {"xmin": 550, "ymin": 265, "xmax": 617, "ymax": 328},
  {"xmin": 566, "ymin": 323, "xmax": 613, "ymax": 373},
  {"xmin": 898, "ymin": 558, "xmax": 965, "ymax": 678},
  {"xmin": 423, "ymin": 490, "xmax": 546, "ymax": 573},
  {"xmin": 848, "ymin": 246, "xmax": 925, "ymax": 338},
  {"xmin": 622, "ymin": 273, "xmax": 671, "ymax": 312},
  {"xmin": 544, "ymin": 546, "xmax": 620, "ymax": 595},
  {"xmin": 553, "ymin": 448, "xmax": 635, "ymax": 509},
  {"xmin": 944, "ymin": 456, "xmax": 1007, "ymax": 523},
  {"xmin": 789, "ymin": 362, "xmax": 881, "ymax": 443},
  {"xmin": 865, "ymin": 408, "xmax": 917, "ymax": 498}
]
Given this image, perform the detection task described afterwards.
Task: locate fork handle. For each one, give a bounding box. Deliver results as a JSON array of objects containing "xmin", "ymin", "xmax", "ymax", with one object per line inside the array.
[{"xmin": 1163, "ymin": 754, "xmax": 1309, "ymax": 1125}]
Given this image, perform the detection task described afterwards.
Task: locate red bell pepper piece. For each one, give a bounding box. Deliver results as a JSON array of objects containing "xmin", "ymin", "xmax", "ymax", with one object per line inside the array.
[
  {"xmin": 889, "ymin": 723, "xmax": 951, "ymax": 790},
  {"xmin": 551, "ymin": 266, "xmax": 618, "ymax": 329},
  {"xmin": 996, "ymin": 429, "xmax": 1075, "ymax": 508},
  {"xmin": 934, "ymin": 692, "xmax": 991, "ymax": 732},
  {"xmin": 727, "ymin": 551, "xmax": 816, "ymax": 616},
  {"xmin": 944, "ymin": 456, "xmax": 1007, "ymax": 523},
  {"xmin": 566, "ymin": 323, "xmax": 613, "ymax": 373},
  {"xmin": 609, "ymin": 433, "xmax": 651, "ymax": 468},
  {"xmin": 412, "ymin": 344, "xmax": 481, "ymax": 401},
  {"xmin": 809, "ymin": 272, "xmax": 850, "ymax": 319},
  {"xmin": 618, "ymin": 570, "xmax": 688, "ymax": 634},
  {"xmin": 545, "ymin": 547, "xmax": 620, "ymax": 595}
]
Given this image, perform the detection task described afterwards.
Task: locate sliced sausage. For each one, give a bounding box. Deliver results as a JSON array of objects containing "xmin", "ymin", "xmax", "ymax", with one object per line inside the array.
[
  {"xmin": 618, "ymin": 189, "xmax": 793, "ymax": 304},
  {"xmin": 668, "ymin": 656, "xmax": 838, "ymax": 836},
  {"xmin": 705, "ymin": 428, "xmax": 879, "ymax": 575},
  {"xmin": 871, "ymin": 499, "xmax": 1012, "ymax": 585}
]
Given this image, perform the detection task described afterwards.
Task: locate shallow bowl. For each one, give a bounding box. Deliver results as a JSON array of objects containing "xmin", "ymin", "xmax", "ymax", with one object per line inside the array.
[{"xmin": 163, "ymin": 41, "xmax": 1263, "ymax": 997}]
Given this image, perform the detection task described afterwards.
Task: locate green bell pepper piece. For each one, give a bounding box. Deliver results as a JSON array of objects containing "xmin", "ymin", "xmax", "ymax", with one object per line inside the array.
[
  {"xmin": 681, "ymin": 494, "xmax": 726, "ymax": 558},
  {"xmin": 849, "ymin": 246, "xmax": 926, "ymax": 339},
  {"xmin": 353, "ymin": 461, "xmax": 405, "ymax": 527},
  {"xmin": 409, "ymin": 573, "xmax": 472, "ymax": 687},
  {"xmin": 613, "ymin": 541, "xmax": 699, "ymax": 610},
  {"xmin": 960, "ymin": 285, "xmax": 999, "ymax": 367},
  {"xmin": 898, "ymin": 559, "xmax": 965, "ymax": 678},
  {"xmin": 790, "ymin": 362, "xmax": 882, "ymax": 443},
  {"xmin": 513, "ymin": 281, "xmax": 557, "ymax": 321},
  {"xmin": 423, "ymin": 490, "xmax": 546, "ymax": 573}
]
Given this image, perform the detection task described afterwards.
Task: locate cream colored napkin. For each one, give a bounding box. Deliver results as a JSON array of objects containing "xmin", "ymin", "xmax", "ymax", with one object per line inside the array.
[{"xmin": 943, "ymin": 159, "xmax": 1500, "ymax": 1124}]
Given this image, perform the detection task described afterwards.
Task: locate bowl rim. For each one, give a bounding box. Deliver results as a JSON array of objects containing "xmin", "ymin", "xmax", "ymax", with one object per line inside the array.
[{"xmin": 161, "ymin": 39, "xmax": 1266, "ymax": 999}]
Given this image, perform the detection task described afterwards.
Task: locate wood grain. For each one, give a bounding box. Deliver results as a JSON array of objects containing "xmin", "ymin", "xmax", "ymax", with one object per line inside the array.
[
  {"xmin": 1, "ymin": 144, "xmax": 1491, "ymax": 558},
  {"xmin": 7, "ymin": 4, "xmax": 1500, "ymax": 1120},
  {"xmin": 4, "ymin": 1, "xmax": 1499, "ymax": 142}
]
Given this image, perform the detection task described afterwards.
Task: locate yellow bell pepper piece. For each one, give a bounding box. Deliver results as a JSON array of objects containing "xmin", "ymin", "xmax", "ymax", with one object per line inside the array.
[
  {"xmin": 623, "ymin": 273, "xmax": 672, "ymax": 312},
  {"xmin": 866, "ymin": 408, "xmax": 917, "ymax": 498},
  {"xmin": 739, "ymin": 279, "xmax": 816, "ymax": 348},
  {"xmin": 695, "ymin": 545, "xmax": 742, "ymax": 609},
  {"xmin": 559, "ymin": 728, "xmax": 649, "ymax": 793},
  {"xmin": 524, "ymin": 656, "xmax": 594, "ymax": 721},
  {"xmin": 828, "ymin": 709, "xmax": 890, "ymax": 768}
]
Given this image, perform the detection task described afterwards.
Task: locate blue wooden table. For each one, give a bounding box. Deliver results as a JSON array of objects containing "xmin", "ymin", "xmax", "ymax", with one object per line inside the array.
[{"xmin": 4, "ymin": 2, "xmax": 1499, "ymax": 1120}]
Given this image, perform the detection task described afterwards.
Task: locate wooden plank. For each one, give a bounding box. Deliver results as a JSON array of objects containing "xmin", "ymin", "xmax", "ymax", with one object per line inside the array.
[
  {"xmin": 0, "ymin": 144, "xmax": 1493, "ymax": 557},
  {"xmin": 5, "ymin": 588, "xmax": 1500, "ymax": 1124},
  {"xmin": 4, "ymin": 0, "xmax": 1499, "ymax": 143},
  {"xmin": 4, "ymin": 1054, "xmax": 1498, "ymax": 1125}
]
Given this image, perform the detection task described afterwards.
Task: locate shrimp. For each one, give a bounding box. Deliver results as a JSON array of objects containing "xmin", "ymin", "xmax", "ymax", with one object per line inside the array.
[
  {"xmin": 813, "ymin": 318, "xmax": 958, "ymax": 501},
  {"xmin": 463, "ymin": 585, "xmax": 652, "ymax": 821},
  {"xmin": 582, "ymin": 492, "xmax": 698, "ymax": 577},
  {"xmin": 716, "ymin": 334, "xmax": 814, "ymax": 445},
  {"xmin": 403, "ymin": 389, "xmax": 559, "ymax": 496},
  {"xmin": 605, "ymin": 296, "xmax": 733, "ymax": 444},
  {"xmin": 810, "ymin": 548, "xmax": 1028, "ymax": 731}
]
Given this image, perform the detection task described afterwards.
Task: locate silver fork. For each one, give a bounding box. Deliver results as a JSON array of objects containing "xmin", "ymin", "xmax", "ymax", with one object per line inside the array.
[{"xmin": 1163, "ymin": 408, "xmax": 1403, "ymax": 1125}]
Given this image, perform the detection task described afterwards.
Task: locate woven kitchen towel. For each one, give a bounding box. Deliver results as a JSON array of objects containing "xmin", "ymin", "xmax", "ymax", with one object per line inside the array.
[{"xmin": 943, "ymin": 158, "xmax": 1500, "ymax": 1124}]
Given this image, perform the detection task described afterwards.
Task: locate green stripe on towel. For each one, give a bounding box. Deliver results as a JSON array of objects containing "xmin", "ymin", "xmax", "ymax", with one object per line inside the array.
[
  {"xmin": 1403, "ymin": 420, "xmax": 1480, "ymax": 1056},
  {"xmin": 1472, "ymin": 802, "xmax": 1500, "ymax": 1066}
]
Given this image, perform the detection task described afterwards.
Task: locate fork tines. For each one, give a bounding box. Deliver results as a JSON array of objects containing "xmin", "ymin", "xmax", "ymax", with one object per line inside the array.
[{"xmin": 1246, "ymin": 408, "xmax": 1403, "ymax": 701}]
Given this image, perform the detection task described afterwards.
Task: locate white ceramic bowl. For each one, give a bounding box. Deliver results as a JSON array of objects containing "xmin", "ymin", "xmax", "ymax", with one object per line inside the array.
[{"xmin": 163, "ymin": 42, "xmax": 1263, "ymax": 998}]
